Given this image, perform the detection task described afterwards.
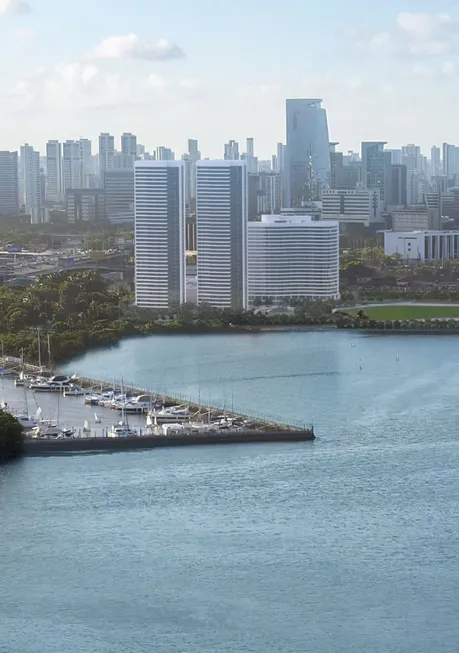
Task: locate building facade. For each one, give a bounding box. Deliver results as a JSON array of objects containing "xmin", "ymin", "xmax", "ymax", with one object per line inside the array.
[
  {"xmin": 321, "ymin": 188, "xmax": 382, "ymax": 225},
  {"xmin": 0, "ymin": 151, "xmax": 19, "ymax": 216},
  {"xmin": 385, "ymin": 230, "xmax": 459, "ymax": 261},
  {"xmin": 99, "ymin": 133, "xmax": 115, "ymax": 183},
  {"xmin": 285, "ymin": 98, "xmax": 330, "ymax": 207},
  {"xmin": 66, "ymin": 189, "xmax": 106, "ymax": 223},
  {"xmin": 361, "ymin": 142, "xmax": 392, "ymax": 208},
  {"xmin": 62, "ymin": 140, "xmax": 82, "ymax": 192},
  {"xmin": 46, "ymin": 141, "xmax": 62, "ymax": 202},
  {"xmin": 134, "ymin": 161, "xmax": 185, "ymax": 309},
  {"xmin": 19, "ymin": 144, "xmax": 41, "ymax": 223},
  {"xmin": 392, "ymin": 211, "xmax": 429, "ymax": 232},
  {"xmin": 121, "ymin": 133, "xmax": 137, "ymax": 158},
  {"xmin": 388, "ymin": 164, "xmax": 408, "ymax": 208},
  {"xmin": 196, "ymin": 160, "xmax": 248, "ymax": 310},
  {"xmin": 248, "ymin": 215, "xmax": 339, "ymax": 304},
  {"xmin": 104, "ymin": 169, "xmax": 134, "ymax": 224}
]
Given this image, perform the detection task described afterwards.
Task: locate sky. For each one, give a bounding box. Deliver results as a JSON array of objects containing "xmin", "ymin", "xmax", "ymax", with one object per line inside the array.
[{"xmin": 1, "ymin": 0, "xmax": 459, "ymax": 158}]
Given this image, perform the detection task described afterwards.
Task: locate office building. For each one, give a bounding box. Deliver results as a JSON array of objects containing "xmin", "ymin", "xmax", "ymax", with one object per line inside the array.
[
  {"xmin": 388, "ymin": 164, "xmax": 408, "ymax": 208},
  {"xmin": 99, "ymin": 133, "xmax": 115, "ymax": 182},
  {"xmin": 248, "ymin": 215, "xmax": 339, "ymax": 304},
  {"xmin": 385, "ymin": 230, "xmax": 459, "ymax": 262},
  {"xmin": 442, "ymin": 143, "xmax": 457, "ymax": 177},
  {"xmin": 0, "ymin": 151, "xmax": 19, "ymax": 216},
  {"xmin": 361, "ymin": 142, "xmax": 392, "ymax": 208},
  {"xmin": 196, "ymin": 160, "xmax": 247, "ymax": 309},
  {"xmin": 321, "ymin": 188, "xmax": 382, "ymax": 226},
  {"xmin": 224, "ymin": 140, "xmax": 240, "ymax": 160},
  {"xmin": 114, "ymin": 152, "xmax": 135, "ymax": 169},
  {"xmin": 431, "ymin": 146, "xmax": 441, "ymax": 178},
  {"xmin": 79, "ymin": 139, "xmax": 93, "ymax": 184},
  {"xmin": 121, "ymin": 133, "xmax": 137, "ymax": 158},
  {"xmin": 134, "ymin": 161, "xmax": 185, "ymax": 309},
  {"xmin": 62, "ymin": 140, "xmax": 82, "ymax": 191},
  {"xmin": 104, "ymin": 168, "xmax": 134, "ymax": 224},
  {"xmin": 285, "ymin": 98, "xmax": 330, "ymax": 206},
  {"xmin": 19, "ymin": 144, "xmax": 41, "ymax": 223},
  {"xmin": 46, "ymin": 141, "xmax": 62, "ymax": 202},
  {"xmin": 392, "ymin": 211, "xmax": 429, "ymax": 232},
  {"xmin": 66, "ymin": 189, "xmax": 106, "ymax": 223}
]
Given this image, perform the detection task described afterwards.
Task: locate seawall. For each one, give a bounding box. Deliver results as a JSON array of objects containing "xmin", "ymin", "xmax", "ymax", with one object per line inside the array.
[{"xmin": 24, "ymin": 430, "xmax": 315, "ymax": 456}]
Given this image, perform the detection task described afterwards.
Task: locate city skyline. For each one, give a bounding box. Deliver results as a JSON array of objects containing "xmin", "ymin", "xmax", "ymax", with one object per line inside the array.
[{"xmin": 0, "ymin": 0, "xmax": 458, "ymax": 155}]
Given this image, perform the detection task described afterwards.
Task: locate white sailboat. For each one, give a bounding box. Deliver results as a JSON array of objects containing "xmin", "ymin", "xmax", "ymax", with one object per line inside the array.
[
  {"xmin": 94, "ymin": 412, "xmax": 101, "ymax": 424},
  {"xmin": 108, "ymin": 379, "xmax": 138, "ymax": 438}
]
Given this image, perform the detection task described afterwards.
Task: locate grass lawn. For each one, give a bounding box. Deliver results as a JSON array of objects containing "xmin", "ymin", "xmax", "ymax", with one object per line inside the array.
[{"xmin": 346, "ymin": 305, "xmax": 459, "ymax": 320}]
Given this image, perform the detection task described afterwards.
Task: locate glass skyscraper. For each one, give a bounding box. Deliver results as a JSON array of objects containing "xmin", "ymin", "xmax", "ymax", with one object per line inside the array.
[{"xmin": 285, "ymin": 99, "xmax": 330, "ymax": 207}]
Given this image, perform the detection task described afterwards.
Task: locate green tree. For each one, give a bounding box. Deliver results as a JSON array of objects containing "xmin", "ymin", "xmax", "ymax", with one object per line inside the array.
[{"xmin": 0, "ymin": 411, "xmax": 24, "ymax": 463}]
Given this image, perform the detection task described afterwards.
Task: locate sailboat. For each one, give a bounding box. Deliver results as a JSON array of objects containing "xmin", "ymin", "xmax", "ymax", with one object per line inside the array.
[
  {"xmin": 83, "ymin": 420, "xmax": 91, "ymax": 433},
  {"xmin": 108, "ymin": 379, "xmax": 138, "ymax": 438},
  {"xmin": 94, "ymin": 412, "xmax": 101, "ymax": 424}
]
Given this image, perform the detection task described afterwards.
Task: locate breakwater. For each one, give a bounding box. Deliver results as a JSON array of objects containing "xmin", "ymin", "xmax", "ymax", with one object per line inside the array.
[{"xmin": 24, "ymin": 429, "xmax": 315, "ymax": 456}]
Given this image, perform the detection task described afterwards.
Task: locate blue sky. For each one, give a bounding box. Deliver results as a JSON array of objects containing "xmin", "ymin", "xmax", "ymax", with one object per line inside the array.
[{"xmin": 0, "ymin": 0, "xmax": 458, "ymax": 158}]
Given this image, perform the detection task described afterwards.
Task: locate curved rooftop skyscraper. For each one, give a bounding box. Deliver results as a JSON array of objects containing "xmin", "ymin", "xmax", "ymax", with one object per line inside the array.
[{"xmin": 285, "ymin": 99, "xmax": 330, "ymax": 207}]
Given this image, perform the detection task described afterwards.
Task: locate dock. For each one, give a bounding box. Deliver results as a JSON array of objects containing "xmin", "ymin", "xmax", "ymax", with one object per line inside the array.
[{"xmin": 0, "ymin": 359, "xmax": 315, "ymax": 455}]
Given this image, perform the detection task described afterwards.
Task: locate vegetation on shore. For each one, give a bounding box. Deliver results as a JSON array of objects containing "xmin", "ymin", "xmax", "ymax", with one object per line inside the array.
[
  {"xmin": 346, "ymin": 305, "xmax": 459, "ymax": 320},
  {"xmin": 0, "ymin": 411, "xmax": 24, "ymax": 463}
]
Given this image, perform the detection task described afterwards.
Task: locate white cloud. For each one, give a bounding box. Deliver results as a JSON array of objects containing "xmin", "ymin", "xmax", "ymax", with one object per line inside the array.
[
  {"xmin": 14, "ymin": 27, "xmax": 36, "ymax": 40},
  {"xmin": 348, "ymin": 12, "xmax": 459, "ymax": 57},
  {"xmin": 89, "ymin": 34, "xmax": 184, "ymax": 61},
  {"xmin": 0, "ymin": 0, "xmax": 31, "ymax": 15}
]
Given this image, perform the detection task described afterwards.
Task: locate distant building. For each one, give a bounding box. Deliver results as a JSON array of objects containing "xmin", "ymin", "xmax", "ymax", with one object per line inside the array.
[
  {"xmin": 388, "ymin": 164, "xmax": 408, "ymax": 209},
  {"xmin": 385, "ymin": 230, "xmax": 459, "ymax": 261},
  {"xmin": 134, "ymin": 161, "xmax": 186, "ymax": 309},
  {"xmin": 0, "ymin": 151, "xmax": 19, "ymax": 216},
  {"xmin": 248, "ymin": 215, "xmax": 339, "ymax": 304},
  {"xmin": 66, "ymin": 189, "xmax": 106, "ymax": 223},
  {"xmin": 104, "ymin": 169, "xmax": 134, "ymax": 224},
  {"xmin": 224, "ymin": 140, "xmax": 240, "ymax": 160},
  {"xmin": 248, "ymin": 172, "xmax": 281, "ymax": 217},
  {"xmin": 62, "ymin": 141, "xmax": 82, "ymax": 192},
  {"xmin": 46, "ymin": 141, "xmax": 62, "ymax": 202},
  {"xmin": 99, "ymin": 133, "xmax": 115, "ymax": 182},
  {"xmin": 20, "ymin": 144, "xmax": 41, "ymax": 223},
  {"xmin": 321, "ymin": 188, "xmax": 381, "ymax": 226},
  {"xmin": 121, "ymin": 133, "xmax": 137, "ymax": 158},
  {"xmin": 361, "ymin": 141, "xmax": 392, "ymax": 209},
  {"xmin": 196, "ymin": 160, "xmax": 247, "ymax": 309},
  {"xmin": 392, "ymin": 211, "xmax": 429, "ymax": 232}
]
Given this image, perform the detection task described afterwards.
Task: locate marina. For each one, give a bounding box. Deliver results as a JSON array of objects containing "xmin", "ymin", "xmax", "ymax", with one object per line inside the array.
[{"xmin": 0, "ymin": 360, "xmax": 315, "ymax": 453}]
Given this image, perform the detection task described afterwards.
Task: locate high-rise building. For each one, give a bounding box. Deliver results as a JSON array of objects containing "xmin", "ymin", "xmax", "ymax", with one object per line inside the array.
[
  {"xmin": 0, "ymin": 151, "xmax": 19, "ymax": 216},
  {"xmin": 19, "ymin": 144, "xmax": 41, "ymax": 223},
  {"xmin": 99, "ymin": 133, "xmax": 115, "ymax": 182},
  {"xmin": 45, "ymin": 141, "xmax": 62, "ymax": 202},
  {"xmin": 79, "ymin": 139, "xmax": 93, "ymax": 187},
  {"xmin": 361, "ymin": 142, "xmax": 391, "ymax": 208},
  {"xmin": 121, "ymin": 133, "xmax": 137, "ymax": 158},
  {"xmin": 248, "ymin": 215, "xmax": 340, "ymax": 304},
  {"xmin": 134, "ymin": 161, "xmax": 185, "ymax": 309},
  {"xmin": 136, "ymin": 144, "xmax": 146, "ymax": 158},
  {"xmin": 248, "ymin": 172, "xmax": 281, "ymax": 217},
  {"xmin": 431, "ymin": 146, "xmax": 441, "ymax": 178},
  {"xmin": 105, "ymin": 168, "xmax": 134, "ymax": 224},
  {"xmin": 443, "ymin": 143, "xmax": 456, "ymax": 177},
  {"xmin": 321, "ymin": 188, "xmax": 382, "ymax": 226},
  {"xmin": 62, "ymin": 140, "xmax": 82, "ymax": 192},
  {"xmin": 188, "ymin": 139, "xmax": 200, "ymax": 160},
  {"xmin": 114, "ymin": 152, "xmax": 135, "ymax": 169},
  {"xmin": 389, "ymin": 164, "xmax": 408, "ymax": 209},
  {"xmin": 244, "ymin": 137, "xmax": 257, "ymax": 173},
  {"xmin": 184, "ymin": 139, "xmax": 201, "ymax": 205},
  {"xmin": 196, "ymin": 160, "xmax": 247, "ymax": 309},
  {"xmin": 66, "ymin": 189, "xmax": 106, "ymax": 223},
  {"xmin": 224, "ymin": 140, "xmax": 240, "ymax": 160},
  {"xmin": 155, "ymin": 146, "xmax": 175, "ymax": 161},
  {"xmin": 285, "ymin": 98, "xmax": 330, "ymax": 207}
]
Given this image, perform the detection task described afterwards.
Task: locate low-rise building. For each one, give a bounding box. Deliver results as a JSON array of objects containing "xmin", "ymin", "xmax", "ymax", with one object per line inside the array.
[
  {"xmin": 66, "ymin": 189, "xmax": 106, "ymax": 223},
  {"xmin": 385, "ymin": 230, "xmax": 459, "ymax": 261}
]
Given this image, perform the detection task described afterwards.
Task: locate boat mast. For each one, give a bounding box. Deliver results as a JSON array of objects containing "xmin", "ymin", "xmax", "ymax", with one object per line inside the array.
[
  {"xmin": 47, "ymin": 334, "xmax": 52, "ymax": 371},
  {"xmin": 37, "ymin": 328, "xmax": 41, "ymax": 370}
]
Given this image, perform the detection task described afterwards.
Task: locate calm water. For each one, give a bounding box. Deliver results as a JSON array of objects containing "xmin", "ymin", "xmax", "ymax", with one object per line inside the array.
[{"xmin": 2, "ymin": 331, "xmax": 459, "ymax": 652}]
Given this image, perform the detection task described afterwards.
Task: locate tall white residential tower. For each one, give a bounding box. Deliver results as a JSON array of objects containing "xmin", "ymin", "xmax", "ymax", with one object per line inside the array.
[
  {"xmin": 196, "ymin": 160, "xmax": 248, "ymax": 310},
  {"xmin": 19, "ymin": 144, "xmax": 41, "ymax": 223},
  {"xmin": 46, "ymin": 141, "xmax": 62, "ymax": 202},
  {"xmin": 134, "ymin": 161, "xmax": 185, "ymax": 309}
]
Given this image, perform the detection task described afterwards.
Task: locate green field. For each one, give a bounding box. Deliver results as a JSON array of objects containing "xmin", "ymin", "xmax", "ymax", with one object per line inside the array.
[{"xmin": 347, "ymin": 305, "xmax": 459, "ymax": 320}]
